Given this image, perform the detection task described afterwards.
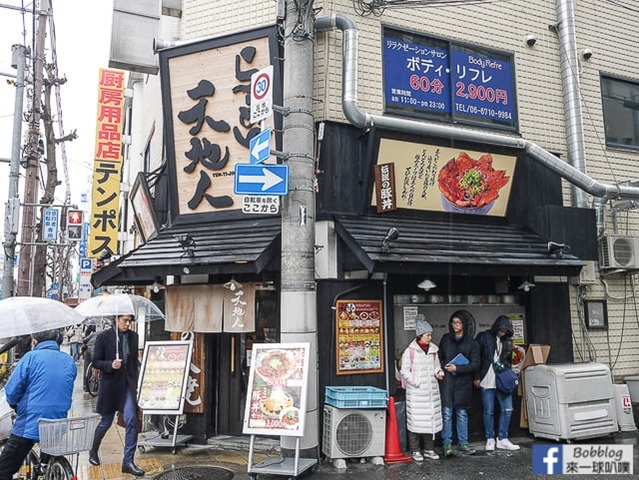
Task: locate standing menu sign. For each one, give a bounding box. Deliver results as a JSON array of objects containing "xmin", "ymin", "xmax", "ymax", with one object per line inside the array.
[
  {"xmin": 138, "ymin": 340, "xmax": 194, "ymax": 414},
  {"xmin": 336, "ymin": 300, "xmax": 384, "ymax": 375},
  {"xmin": 243, "ymin": 343, "xmax": 310, "ymax": 437}
]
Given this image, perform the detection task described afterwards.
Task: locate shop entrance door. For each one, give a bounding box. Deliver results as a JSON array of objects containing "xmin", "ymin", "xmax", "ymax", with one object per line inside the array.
[{"xmin": 216, "ymin": 289, "xmax": 280, "ymax": 436}]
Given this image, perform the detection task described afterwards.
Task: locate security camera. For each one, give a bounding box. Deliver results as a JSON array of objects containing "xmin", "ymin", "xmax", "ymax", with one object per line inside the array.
[
  {"xmin": 582, "ymin": 48, "xmax": 593, "ymax": 60},
  {"xmin": 524, "ymin": 34, "xmax": 537, "ymax": 47},
  {"xmin": 548, "ymin": 241, "xmax": 571, "ymax": 258}
]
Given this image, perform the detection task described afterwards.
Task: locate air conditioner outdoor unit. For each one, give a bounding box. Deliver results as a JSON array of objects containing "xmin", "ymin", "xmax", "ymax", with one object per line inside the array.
[
  {"xmin": 599, "ymin": 235, "xmax": 639, "ymax": 270},
  {"xmin": 322, "ymin": 406, "xmax": 386, "ymax": 459}
]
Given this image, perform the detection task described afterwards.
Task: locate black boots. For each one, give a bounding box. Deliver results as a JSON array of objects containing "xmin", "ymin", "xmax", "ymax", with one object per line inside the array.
[
  {"xmin": 88, "ymin": 449, "xmax": 100, "ymax": 466},
  {"xmin": 122, "ymin": 462, "xmax": 145, "ymax": 476}
]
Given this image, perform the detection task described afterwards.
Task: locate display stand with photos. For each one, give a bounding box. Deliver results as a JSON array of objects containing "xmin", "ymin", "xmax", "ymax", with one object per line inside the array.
[
  {"xmin": 243, "ymin": 343, "xmax": 316, "ymax": 479},
  {"xmin": 137, "ymin": 340, "xmax": 194, "ymax": 454}
]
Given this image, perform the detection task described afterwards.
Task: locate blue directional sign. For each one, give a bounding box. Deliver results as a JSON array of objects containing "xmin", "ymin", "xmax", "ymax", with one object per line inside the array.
[
  {"xmin": 249, "ymin": 128, "xmax": 272, "ymax": 165},
  {"xmin": 234, "ymin": 164, "xmax": 289, "ymax": 196},
  {"xmin": 43, "ymin": 208, "xmax": 59, "ymax": 242}
]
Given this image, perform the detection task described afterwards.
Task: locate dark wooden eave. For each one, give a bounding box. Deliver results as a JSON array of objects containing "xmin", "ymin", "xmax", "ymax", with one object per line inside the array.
[
  {"xmin": 334, "ymin": 214, "xmax": 584, "ymax": 277},
  {"xmin": 92, "ymin": 217, "xmax": 281, "ymax": 287}
]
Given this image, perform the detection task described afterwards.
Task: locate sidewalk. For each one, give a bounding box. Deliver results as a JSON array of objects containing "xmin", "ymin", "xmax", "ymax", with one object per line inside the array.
[{"xmin": 67, "ymin": 362, "xmax": 639, "ymax": 479}]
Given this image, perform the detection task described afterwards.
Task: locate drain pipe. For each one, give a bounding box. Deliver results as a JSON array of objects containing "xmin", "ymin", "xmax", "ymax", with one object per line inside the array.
[
  {"xmin": 556, "ymin": 0, "xmax": 589, "ymax": 208},
  {"xmin": 314, "ymin": 14, "xmax": 639, "ymax": 201}
]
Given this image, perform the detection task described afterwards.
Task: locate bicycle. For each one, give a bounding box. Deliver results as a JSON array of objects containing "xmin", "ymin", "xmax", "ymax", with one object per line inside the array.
[
  {"xmin": 84, "ymin": 362, "xmax": 100, "ymax": 397},
  {"xmin": 1, "ymin": 413, "xmax": 100, "ymax": 480}
]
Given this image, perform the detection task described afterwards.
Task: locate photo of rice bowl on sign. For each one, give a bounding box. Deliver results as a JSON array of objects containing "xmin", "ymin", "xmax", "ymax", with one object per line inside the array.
[{"xmin": 438, "ymin": 152, "xmax": 510, "ymax": 215}]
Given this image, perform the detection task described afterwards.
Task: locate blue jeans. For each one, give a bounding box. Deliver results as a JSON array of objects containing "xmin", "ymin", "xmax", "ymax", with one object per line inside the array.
[
  {"xmin": 93, "ymin": 390, "xmax": 138, "ymax": 463},
  {"xmin": 441, "ymin": 406, "xmax": 468, "ymax": 445},
  {"xmin": 481, "ymin": 387, "xmax": 513, "ymax": 440}
]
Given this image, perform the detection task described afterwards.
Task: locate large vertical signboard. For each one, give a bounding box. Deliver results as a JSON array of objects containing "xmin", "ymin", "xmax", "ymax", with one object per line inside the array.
[
  {"xmin": 243, "ymin": 343, "xmax": 310, "ymax": 437},
  {"xmin": 335, "ymin": 300, "xmax": 384, "ymax": 375},
  {"xmin": 159, "ymin": 27, "xmax": 280, "ymax": 222},
  {"xmin": 88, "ymin": 68, "xmax": 126, "ymax": 258},
  {"xmin": 383, "ymin": 27, "xmax": 517, "ymax": 130}
]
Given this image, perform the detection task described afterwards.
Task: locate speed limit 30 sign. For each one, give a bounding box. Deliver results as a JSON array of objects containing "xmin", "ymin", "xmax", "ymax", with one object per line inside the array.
[{"xmin": 250, "ymin": 65, "xmax": 273, "ymax": 123}]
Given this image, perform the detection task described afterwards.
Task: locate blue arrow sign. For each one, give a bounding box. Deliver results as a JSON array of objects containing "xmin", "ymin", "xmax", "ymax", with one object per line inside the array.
[
  {"xmin": 249, "ymin": 128, "xmax": 271, "ymax": 165},
  {"xmin": 234, "ymin": 164, "xmax": 289, "ymax": 196}
]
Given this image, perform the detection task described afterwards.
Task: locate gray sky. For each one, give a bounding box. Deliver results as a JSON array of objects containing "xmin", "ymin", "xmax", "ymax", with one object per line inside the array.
[{"xmin": 0, "ymin": 0, "xmax": 113, "ymax": 218}]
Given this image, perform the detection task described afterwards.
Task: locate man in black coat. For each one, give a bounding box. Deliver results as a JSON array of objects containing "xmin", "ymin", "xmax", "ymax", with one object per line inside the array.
[
  {"xmin": 88, "ymin": 315, "xmax": 144, "ymax": 476},
  {"xmin": 438, "ymin": 309, "xmax": 480, "ymax": 457}
]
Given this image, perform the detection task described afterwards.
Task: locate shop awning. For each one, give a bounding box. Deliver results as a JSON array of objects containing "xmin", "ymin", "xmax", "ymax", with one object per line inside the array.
[
  {"xmin": 334, "ymin": 214, "xmax": 584, "ymax": 276},
  {"xmin": 92, "ymin": 217, "xmax": 281, "ymax": 287}
]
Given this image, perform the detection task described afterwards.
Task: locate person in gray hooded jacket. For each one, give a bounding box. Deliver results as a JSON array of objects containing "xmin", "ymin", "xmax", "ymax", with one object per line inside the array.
[{"xmin": 474, "ymin": 315, "xmax": 520, "ymax": 451}]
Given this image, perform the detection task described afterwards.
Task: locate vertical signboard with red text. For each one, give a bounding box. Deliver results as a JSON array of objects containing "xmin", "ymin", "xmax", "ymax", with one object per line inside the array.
[{"xmin": 88, "ymin": 68, "xmax": 126, "ymax": 258}]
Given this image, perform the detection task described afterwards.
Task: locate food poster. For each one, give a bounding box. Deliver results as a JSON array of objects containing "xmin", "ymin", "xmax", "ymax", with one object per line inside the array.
[
  {"xmin": 372, "ymin": 139, "xmax": 517, "ymax": 217},
  {"xmin": 243, "ymin": 343, "xmax": 310, "ymax": 437},
  {"xmin": 336, "ymin": 300, "xmax": 384, "ymax": 375},
  {"xmin": 138, "ymin": 341, "xmax": 194, "ymax": 414}
]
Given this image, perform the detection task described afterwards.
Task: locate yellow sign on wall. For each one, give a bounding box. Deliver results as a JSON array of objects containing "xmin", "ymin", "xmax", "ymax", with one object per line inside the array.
[
  {"xmin": 373, "ymin": 139, "xmax": 517, "ymax": 217},
  {"xmin": 88, "ymin": 68, "xmax": 126, "ymax": 257}
]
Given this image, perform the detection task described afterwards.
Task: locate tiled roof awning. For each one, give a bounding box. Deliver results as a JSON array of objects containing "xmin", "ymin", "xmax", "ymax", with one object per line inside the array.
[
  {"xmin": 92, "ymin": 218, "xmax": 281, "ymax": 287},
  {"xmin": 334, "ymin": 215, "xmax": 584, "ymax": 276}
]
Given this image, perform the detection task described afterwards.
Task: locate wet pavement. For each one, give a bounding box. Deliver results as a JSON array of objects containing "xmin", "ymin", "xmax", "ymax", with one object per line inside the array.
[{"xmin": 65, "ymin": 360, "xmax": 638, "ymax": 480}]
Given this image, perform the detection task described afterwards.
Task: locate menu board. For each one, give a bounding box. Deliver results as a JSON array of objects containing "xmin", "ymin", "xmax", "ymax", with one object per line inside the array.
[
  {"xmin": 138, "ymin": 341, "xmax": 194, "ymax": 414},
  {"xmin": 243, "ymin": 343, "xmax": 310, "ymax": 437},
  {"xmin": 335, "ymin": 300, "xmax": 384, "ymax": 375}
]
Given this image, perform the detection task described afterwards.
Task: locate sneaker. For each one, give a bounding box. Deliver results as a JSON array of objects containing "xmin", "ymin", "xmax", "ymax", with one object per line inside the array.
[
  {"xmin": 412, "ymin": 451, "xmax": 424, "ymax": 462},
  {"xmin": 485, "ymin": 438, "xmax": 496, "ymax": 451},
  {"xmin": 458, "ymin": 443, "xmax": 476, "ymax": 455},
  {"xmin": 496, "ymin": 438, "xmax": 520, "ymax": 451},
  {"xmin": 443, "ymin": 443, "xmax": 454, "ymax": 457},
  {"xmin": 423, "ymin": 450, "xmax": 440, "ymax": 460}
]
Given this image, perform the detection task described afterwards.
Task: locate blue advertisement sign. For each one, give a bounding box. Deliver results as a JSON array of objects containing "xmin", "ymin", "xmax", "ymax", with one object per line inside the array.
[
  {"xmin": 383, "ymin": 37, "xmax": 451, "ymax": 114},
  {"xmin": 451, "ymin": 47, "xmax": 515, "ymax": 125},
  {"xmin": 383, "ymin": 29, "xmax": 517, "ymax": 130}
]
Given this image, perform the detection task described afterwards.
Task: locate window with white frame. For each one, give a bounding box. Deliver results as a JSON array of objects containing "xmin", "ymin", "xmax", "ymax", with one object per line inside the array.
[{"xmin": 601, "ymin": 75, "xmax": 639, "ymax": 150}]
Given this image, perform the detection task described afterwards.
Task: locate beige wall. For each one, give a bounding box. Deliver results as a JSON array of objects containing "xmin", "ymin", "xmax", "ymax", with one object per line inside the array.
[{"xmin": 173, "ymin": 0, "xmax": 639, "ymax": 377}]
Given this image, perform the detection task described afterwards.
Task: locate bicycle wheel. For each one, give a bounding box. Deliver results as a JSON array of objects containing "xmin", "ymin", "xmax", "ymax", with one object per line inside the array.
[
  {"xmin": 45, "ymin": 456, "xmax": 73, "ymax": 480},
  {"xmin": 23, "ymin": 449, "xmax": 41, "ymax": 480},
  {"xmin": 85, "ymin": 363, "xmax": 99, "ymax": 397}
]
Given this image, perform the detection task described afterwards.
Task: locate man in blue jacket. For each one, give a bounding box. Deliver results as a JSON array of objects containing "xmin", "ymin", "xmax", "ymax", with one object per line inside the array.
[{"xmin": 0, "ymin": 329, "xmax": 77, "ymax": 480}]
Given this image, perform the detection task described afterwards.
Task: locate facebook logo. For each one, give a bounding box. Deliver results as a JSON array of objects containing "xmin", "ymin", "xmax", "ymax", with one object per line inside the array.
[{"xmin": 533, "ymin": 445, "xmax": 563, "ymax": 474}]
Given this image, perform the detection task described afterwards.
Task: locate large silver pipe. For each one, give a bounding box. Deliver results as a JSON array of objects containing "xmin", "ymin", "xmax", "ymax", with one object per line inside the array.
[
  {"xmin": 556, "ymin": 0, "xmax": 588, "ymax": 208},
  {"xmin": 315, "ymin": 14, "xmax": 639, "ymax": 201}
]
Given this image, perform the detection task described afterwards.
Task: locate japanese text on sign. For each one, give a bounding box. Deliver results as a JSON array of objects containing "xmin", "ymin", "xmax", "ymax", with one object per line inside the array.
[
  {"xmin": 166, "ymin": 33, "xmax": 275, "ymax": 217},
  {"xmin": 383, "ymin": 29, "xmax": 517, "ymax": 129},
  {"xmin": 88, "ymin": 68, "xmax": 125, "ymax": 258}
]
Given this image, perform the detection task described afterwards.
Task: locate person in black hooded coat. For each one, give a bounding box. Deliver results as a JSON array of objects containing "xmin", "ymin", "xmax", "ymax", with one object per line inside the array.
[
  {"xmin": 474, "ymin": 315, "xmax": 520, "ymax": 452},
  {"xmin": 438, "ymin": 309, "xmax": 480, "ymax": 457}
]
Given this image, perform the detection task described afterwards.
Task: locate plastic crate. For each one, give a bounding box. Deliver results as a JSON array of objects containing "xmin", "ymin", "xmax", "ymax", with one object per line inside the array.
[
  {"xmin": 324, "ymin": 386, "xmax": 388, "ymax": 409},
  {"xmin": 38, "ymin": 414, "xmax": 100, "ymax": 456}
]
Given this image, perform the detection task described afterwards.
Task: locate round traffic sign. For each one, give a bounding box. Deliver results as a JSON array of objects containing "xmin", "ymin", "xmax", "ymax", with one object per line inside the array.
[{"xmin": 252, "ymin": 72, "xmax": 271, "ymax": 100}]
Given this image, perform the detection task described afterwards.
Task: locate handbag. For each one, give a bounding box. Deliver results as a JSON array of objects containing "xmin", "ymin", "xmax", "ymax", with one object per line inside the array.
[
  {"xmin": 116, "ymin": 407, "xmax": 143, "ymax": 431},
  {"xmin": 495, "ymin": 368, "xmax": 519, "ymax": 394}
]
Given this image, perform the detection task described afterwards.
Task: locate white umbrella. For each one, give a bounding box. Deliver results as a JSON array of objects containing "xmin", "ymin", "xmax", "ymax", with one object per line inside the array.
[
  {"xmin": 0, "ymin": 296, "xmax": 85, "ymax": 339},
  {"xmin": 75, "ymin": 293, "xmax": 165, "ymax": 321}
]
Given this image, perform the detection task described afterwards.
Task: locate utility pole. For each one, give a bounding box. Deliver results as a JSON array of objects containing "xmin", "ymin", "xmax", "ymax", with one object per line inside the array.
[
  {"xmin": 280, "ymin": 0, "xmax": 318, "ymax": 456},
  {"xmin": 17, "ymin": 0, "xmax": 49, "ymax": 297},
  {"xmin": 1, "ymin": 44, "xmax": 27, "ymax": 298}
]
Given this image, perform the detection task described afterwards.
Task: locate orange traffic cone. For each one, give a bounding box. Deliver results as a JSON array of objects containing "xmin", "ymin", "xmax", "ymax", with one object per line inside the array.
[{"xmin": 384, "ymin": 396, "xmax": 412, "ymax": 464}]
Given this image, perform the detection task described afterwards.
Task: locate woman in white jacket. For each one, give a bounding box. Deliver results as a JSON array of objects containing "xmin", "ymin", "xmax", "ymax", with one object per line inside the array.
[{"xmin": 400, "ymin": 315, "xmax": 444, "ymax": 462}]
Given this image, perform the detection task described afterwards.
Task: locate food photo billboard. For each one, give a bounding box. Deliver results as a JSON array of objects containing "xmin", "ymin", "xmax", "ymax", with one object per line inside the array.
[
  {"xmin": 373, "ymin": 138, "xmax": 517, "ymax": 217},
  {"xmin": 243, "ymin": 343, "xmax": 310, "ymax": 437}
]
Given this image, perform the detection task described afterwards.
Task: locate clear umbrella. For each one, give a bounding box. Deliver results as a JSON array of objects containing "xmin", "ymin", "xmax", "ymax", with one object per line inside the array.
[
  {"xmin": 0, "ymin": 296, "xmax": 85, "ymax": 339},
  {"xmin": 75, "ymin": 293, "xmax": 165, "ymax": 321}
]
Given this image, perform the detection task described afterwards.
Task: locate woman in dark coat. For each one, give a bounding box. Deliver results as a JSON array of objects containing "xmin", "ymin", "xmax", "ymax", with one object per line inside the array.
[
  {"xmin": 438, "ymin": 309, "xmax": 480, "ymax": 457},
  {"xmin": 88, "ymin": 315, "xmax": 144, "ymax": 476}
]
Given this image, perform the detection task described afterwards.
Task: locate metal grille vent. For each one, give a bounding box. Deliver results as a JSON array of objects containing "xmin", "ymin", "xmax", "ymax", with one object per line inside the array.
[
  {"xmin": 334, "ymin": 412, "xmax": 373, "ymax": 456},
  {"xmin": 612, "ymin": 237, "xmax": 634, "ymax": 266}
]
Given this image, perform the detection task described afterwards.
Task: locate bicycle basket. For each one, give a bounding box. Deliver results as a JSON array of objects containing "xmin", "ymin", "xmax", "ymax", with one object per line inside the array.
[{"xmin": 38, "ymin": 414, "xmax": 100, "ymax": 456}]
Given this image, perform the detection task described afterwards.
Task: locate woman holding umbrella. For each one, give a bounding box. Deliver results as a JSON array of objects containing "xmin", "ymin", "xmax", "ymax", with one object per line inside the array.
[{"xmin": 88, "ymin": 314, "xmax": 144, "ymax": 476}]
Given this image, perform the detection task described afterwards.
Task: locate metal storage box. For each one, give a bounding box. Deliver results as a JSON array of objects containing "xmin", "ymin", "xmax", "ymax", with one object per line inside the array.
[{"xmin": 525, "ymin": 362, "xmax": 618, "ymax": 441}]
